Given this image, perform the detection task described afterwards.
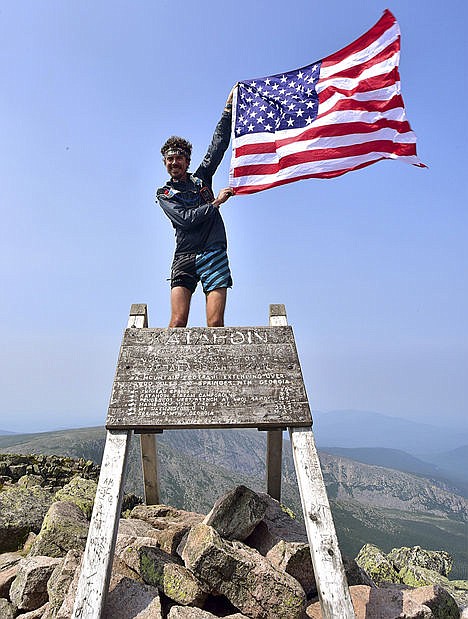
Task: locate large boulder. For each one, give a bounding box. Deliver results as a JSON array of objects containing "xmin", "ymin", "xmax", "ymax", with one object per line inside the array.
[
  {"xmin": 203, "ymin": 486, "xmax": 268, "ymax": 541},
  {"xmin": 28, "ymin": 501, "xmax": 89, "ymax": 557},
  {"xmin": 0, "ymin": 552, "xmax": 22, "ymax": 598},
  {"xmin": 388, "ymin": 546, "xmax": 452, "ymax": 577},
  {"xmin": 355, "ymin": 543, "xmax": 401, "ymax": 585},
  {"xmin": 0, "ymin": 598, "xmax": 16, "ymax": 619},
  {"xmin": 9, "ymin": 555, "xmax": 61, "ymax": 611},
  {"xmin": 306, "ymin": 583, "xmax": 460, "ymax": 618},
  {"xmin": 129, "ymin": 504, "xmax": 204, "ymax": 554},
  {"xmin": 245, "ymin": 493, "xmax": 307, "ymax": 555},
  {"xmin": 182, "ymin": 523, "xmax": 306, "ymax": 619},
  {"xmin": 45, "ymin": 549, "xmax": 82, "ymax": 617},
  {"xmin": 53, "ymin": 477, "xmax": 97, "ymax": 519},
  {"xmin": 139, "ymin": 545, "xmax": 207, "ymax": 607},
  {"xmin": 168, "ymin": 608, "xmax": 248, "ymax": 618},
  {"xmin": 266, "ymin": 540, "xmax": 315, "ymax": 597},
  {"xmin": 103, "ymin": 575, "xmax": 163, "ymax": 619},
  {"xmin": 0, "ymin": 485, "xmax": 54, "ymax": 552}
]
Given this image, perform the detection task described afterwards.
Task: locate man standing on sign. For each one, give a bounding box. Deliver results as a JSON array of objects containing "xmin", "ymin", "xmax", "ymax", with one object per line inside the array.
[{"xmin": 156, "ymin": 88, "xmax": 235, "ymax": 328}]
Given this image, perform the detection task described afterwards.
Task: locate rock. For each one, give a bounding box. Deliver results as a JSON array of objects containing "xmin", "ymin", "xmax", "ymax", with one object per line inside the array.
[
  {"xmin": 245, "ymin": 493, "xmax": 307, "ymax": 555},
  {"xmin": 28, "ymin": 501, "xmax": 89, "ymax": 557},
  {"xmin": 139, "ymin": 545, "xmax": 207, "ymax": 607},
  {"xmin": 0, "ymin": 485, "xmax": 54, "ymax": 552},
  {"xmin": 307, "ymin": 583, "xmax": 459, "ymax": 618},
  {"xmin": 46, "ymin": 549, "xmax": 82, "ymax": 616},
  {"xmin": 203, "ymin": 485, "xmax": 268, "ymax": 541},
  {"xmin": 10, "ymin": 555, "xmax": 61, "ymax": 611},
  {"xmin": 0, "ymin": 552, "xmax": 22, "ymax": 597},
  {"xmin": 103, "ymin": 575, "xmax": 162, "ymax": 619},
  {"xmin": 53, "ymin": 557, "xmax": 82, "ymax": 619},
  {"xmin": 23, "ymin": 532, "xmax": 38, "ymax": 554},
  {"xmin": 399, "ymin": 564, "xmax": 468, "ymax": 609},
  {"xmin": 342, "ymin": 555, "xmax": 375, "ymax": 588},
  {"xmin": 355, "ymin": 543, "xmax": 401, "ymax": 585},
  {"xmin": 168, "ymin": 608, "xmax": 249, "ymax": 618},
  {"xmin": 16, "ymin": 602, "xmax": 49, "ymax": 617},
  {"xmin": 130, "ymin": 504, "xmax": 204, "ymax": 554},
  {"xmin": 54, "ymin": 477, "xmax": 98, "ymax": 519},
  {"xmin": 388, "ymin": 546, "xmax": 453, "ymax": 577},
  {"xmin": 0, "ymin": 598, "xmax": 16, "ymax": 619},
  {"xmin": 115, "ymin": 535, "xmax": 164, "ymax": 574},
  {"xmin": 18, "ymin": 475, "xmax": 44, "ymax": 488},
  {"xmin": 183, "ymin": 523, "xmax": 306, "ymax": 619},
  {"xmin": 403, "ymin": 585, "xmax": 459, "ymax": 618},
  {"xmin": 0, "ymin": 563, "xmax": 20, "ymax": 598},
  {"xmin": 266, "ymin": 540, "xmax": 316, "ymax": 597},
  {"xmin": 118, "ymin": 517, "xmax": 162, "ymax": 539}
]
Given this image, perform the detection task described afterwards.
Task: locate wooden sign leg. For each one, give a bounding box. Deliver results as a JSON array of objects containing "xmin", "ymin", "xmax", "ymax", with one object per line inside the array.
[
  {"xmin": 289, "ymin": 426, "xmax": 355, "ymax": 619},
  {"xmin": 72, "ymin": 430, "xmax": 132, "ymax": 619},
  {"xmin": 127, "ymin": 303, "xmax": 161, "ymax": 506},
  {"xmin": 265, "ymin": 304, "xmax": 288, "ymax": 500},
  {"xmin": 139, "ymin": 433, "xmax": 160, "ymax": 504},
  {"xmin": 266, "ymin": 429, "xmax": 282, "ymax": 500}
]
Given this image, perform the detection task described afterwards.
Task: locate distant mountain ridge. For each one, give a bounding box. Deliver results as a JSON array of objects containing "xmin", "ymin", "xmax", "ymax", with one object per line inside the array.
[
  {"xmin": 0, "ymin": 425, "xmax": 467, "ymax": 579},
  {"xmin": 312, "ymin": 409, "xmax": 468, "ymax": 455}
]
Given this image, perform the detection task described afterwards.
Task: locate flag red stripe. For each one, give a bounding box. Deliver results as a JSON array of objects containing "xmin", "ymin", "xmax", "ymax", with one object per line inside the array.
[
  {"xmin": 232, "ymin": 158, "xmax": 386, "ymax": 195},
  {"xmin": 318, "ymin": 68, "xmax": 400, "ymax": 104},
  {"xmin": 232, "ymin": 141, "xmax": 416, "ymax": 178},
  {"xmin": 234, "ymin": 117, "xmax": 412, "ymax": 157},
  {"xmin": 321, "ymin": 9, "xmax": 396, "ymax": 67},
  {"xmin": 316, "ymin": 93, "xmax": 404, "ymax": 120},
  {"xmin": 322, "ymin": 38, "xmax": 399, "ymax": 83}
]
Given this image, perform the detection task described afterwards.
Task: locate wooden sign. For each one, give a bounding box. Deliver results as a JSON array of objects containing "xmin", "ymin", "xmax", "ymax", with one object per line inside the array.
[{"xmin": 106, "ymin": 326, "xmax": 311, "ymax": 430}]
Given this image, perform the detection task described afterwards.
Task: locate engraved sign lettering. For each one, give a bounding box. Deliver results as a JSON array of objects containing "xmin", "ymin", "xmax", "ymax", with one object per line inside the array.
[{"xmin": 106, "ymin": 326, "xmax": 311, "ymax": 430}]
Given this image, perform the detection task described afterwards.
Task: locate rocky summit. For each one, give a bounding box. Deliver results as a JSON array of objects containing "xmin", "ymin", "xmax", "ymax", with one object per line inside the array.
[{"xmin": 0, "ymin": 454, "xmax": 467, "ymax": 618}]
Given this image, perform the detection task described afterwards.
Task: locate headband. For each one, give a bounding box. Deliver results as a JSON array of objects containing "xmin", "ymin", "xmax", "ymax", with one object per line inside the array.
[{"xmin": 163, "ymin": 147, "xmax": 190, "ymax": 159}]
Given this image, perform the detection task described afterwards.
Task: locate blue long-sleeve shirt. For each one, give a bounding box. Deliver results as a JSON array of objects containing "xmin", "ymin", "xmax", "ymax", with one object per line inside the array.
[{"xmin": 156, "ymin": 108, "xmax": 231, "ymax": 255}]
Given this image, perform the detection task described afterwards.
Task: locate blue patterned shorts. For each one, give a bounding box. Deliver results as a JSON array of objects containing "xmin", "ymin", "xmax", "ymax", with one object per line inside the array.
[{"xmin": 171, "ymin": 247, "xmax": 233, "ymax": 293}]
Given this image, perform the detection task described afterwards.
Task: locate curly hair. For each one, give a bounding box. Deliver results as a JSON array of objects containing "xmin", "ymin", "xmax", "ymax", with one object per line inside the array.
[{"xmin": 161, "ymin": 136, "xmax": 192, "ymax": 162}]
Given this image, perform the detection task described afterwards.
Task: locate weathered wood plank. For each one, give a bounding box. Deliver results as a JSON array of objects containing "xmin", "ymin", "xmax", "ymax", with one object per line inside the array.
[
  {"xmin": 139, "ymin": 433, "xmax": 160, "ymax": 505},
  {"xmin": 265, "ymin": 304, "xmax": 288, "ymax": 500},
  {"xmin": 106, "ymin": 326, "xmax": 311, "ymax": 430},
  {"xmin": 128, "ymin": 303, "xmax": 148, "ymax": 329},
  {"xmin": 72, "ymin": 430, "xmax": 132, "ymax": 618},
  {"xmin": 125, "ymin": 305, "xmax": 160, "ymax": 507},
  {"xmin": 289, "ymin": 426, "xmax": 355, "ymax": 619},
  {"xmin": 266, "ymin": 429, "xmax": 283, "ymax": 500}
]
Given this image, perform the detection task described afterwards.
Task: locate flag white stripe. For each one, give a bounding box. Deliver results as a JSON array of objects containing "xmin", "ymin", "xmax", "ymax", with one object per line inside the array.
[
  {"xmin": 231, "ymin": 129, "xmax": 417, "ymax": 168},
  {"xmin": 319, "ymin": 21, "xmax": 400, "ymax": 80},
  {"xmin": 231, "ymin": 150, "xmax": 421, "ymax": 188},
  {"xmin": 317, "ymin": 53, "xmax": 400, "ymax": 94}
]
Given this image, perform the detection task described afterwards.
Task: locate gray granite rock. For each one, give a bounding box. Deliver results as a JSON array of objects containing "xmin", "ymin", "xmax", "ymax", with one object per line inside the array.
[
  {"xmin": 28, "ymin": 501, "xmax": 89, "ymax": 558},
  {"xmin": 140, "ymin": 545, "xmax": 207, "ymax": 607},
  {"xmin": 0, "ymin": 485, "xmax": 54, "ymax": 552},
  {"xmin": 10, "ymin": 555, "xmax": 61, "ymax": 611},
  {"xmin": 103, "ymin": 575, "xmax": 163, "ymax": 619},
  {"xmin": 203, "ymin": 485, "xmax": 268, "ymax": 541},
  {"xmin": 53, "ymin": 477, "xmax": 98, "ymax": 519},
  {"xmin": 183, "ymin": 523, "xmax": 306, "ymax": 619}
]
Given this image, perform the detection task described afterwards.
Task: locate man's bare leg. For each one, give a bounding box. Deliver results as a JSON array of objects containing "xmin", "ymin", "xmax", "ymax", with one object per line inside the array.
[
  {"xmin": 169, "ymin": 286, "xmax": 192, "ymax": 327},
  {"xmin": 206, "ymin": 288, "xmax": 227, "ymax": 327}
]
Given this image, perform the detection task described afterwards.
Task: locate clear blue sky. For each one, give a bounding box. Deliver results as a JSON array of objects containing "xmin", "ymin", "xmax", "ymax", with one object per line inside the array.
[{"xmin": 0, "ymin": 1, "xmax": 466, "ymax": 432}]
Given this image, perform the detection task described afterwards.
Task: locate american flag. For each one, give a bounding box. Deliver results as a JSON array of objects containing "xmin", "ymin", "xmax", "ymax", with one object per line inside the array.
[{"xmin": 229, "ymin": 9, "xmax": 425, "ymax": 195}]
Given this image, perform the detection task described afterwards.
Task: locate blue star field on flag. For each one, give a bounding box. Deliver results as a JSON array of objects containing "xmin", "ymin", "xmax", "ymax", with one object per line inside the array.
[{"xmin": 235, "ymin": 62, "xmax": 322, "ymax": 137}]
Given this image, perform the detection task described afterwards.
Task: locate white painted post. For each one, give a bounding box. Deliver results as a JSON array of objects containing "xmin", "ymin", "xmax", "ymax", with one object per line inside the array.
[
  {"xmin": 289, "ymin": 427, "xmax": 355, "ymax": 618},
  {"xmin": 127, "ymin": 304, "xmax": 160, "ymax": 505},
  {"xmin": 72, "ymin": 430, "xmax": 132, "ymax": 618},
  {"xmin": 266, "ymin": 304, "xmax": 287, "ymax": 500}
]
